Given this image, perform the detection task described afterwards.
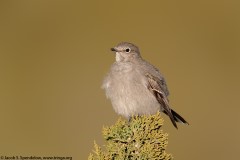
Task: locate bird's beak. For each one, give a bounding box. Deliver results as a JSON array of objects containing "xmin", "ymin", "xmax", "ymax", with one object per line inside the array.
[{"xmin": 110, "ymin": 47, "xmax": 117, "ymax": 52}]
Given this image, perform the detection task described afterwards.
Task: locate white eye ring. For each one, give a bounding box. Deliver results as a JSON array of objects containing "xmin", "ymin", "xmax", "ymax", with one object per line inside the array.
[{"xmin": 125, "ymin": 48, "xmax": 131, "ymax": 53}]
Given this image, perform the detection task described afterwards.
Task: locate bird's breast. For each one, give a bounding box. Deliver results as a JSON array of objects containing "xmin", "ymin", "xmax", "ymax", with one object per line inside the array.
[{"xmin": 103, "ymin": 63, "xmax": 159, "ymax": 118}]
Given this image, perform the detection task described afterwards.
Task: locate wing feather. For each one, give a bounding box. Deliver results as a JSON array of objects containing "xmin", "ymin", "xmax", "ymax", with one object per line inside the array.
[{"xmin": 145, "ymin": 73, "xmax": 178, "ymax": 129}]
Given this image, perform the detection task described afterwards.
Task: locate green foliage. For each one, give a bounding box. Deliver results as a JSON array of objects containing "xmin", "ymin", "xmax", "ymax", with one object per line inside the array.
[{"xmin": 88, "ymin": 112, "xmax": 173, "ymax": 160}]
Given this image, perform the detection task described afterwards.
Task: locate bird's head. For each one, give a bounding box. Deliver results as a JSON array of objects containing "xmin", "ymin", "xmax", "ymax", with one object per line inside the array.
[{"xmin": 111, "ymin": 42, "xmax": 141, "ymax": 62}]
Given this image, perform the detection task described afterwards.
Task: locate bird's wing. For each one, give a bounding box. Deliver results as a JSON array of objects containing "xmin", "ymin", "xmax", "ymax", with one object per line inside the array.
[{"xmin": 145, "ymin": 72, "xmax": 178, "ymax": 128}]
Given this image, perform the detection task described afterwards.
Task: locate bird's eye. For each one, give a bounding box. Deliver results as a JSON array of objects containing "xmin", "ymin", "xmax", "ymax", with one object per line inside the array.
[{"xmin": 125, "ymin": 48, "xmax": 131, "ymax": 53}]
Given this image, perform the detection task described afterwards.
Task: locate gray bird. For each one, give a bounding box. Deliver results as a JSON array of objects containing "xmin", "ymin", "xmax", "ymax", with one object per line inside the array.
[{"xmin": 102, "ymin": 42, "xmax": 188, "ymax": 129}]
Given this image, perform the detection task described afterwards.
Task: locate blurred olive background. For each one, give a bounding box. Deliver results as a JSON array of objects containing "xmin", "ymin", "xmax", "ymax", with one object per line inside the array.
[{"xmin": 0, "ymin": 0, "xmax": 239, "ymax": 159}]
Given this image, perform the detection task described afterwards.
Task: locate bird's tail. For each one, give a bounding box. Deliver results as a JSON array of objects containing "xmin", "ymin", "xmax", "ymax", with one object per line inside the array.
[
  {"xmin": 163, "ymin": 109, "xmax": 189, "ymax": 129},
  {"xmin": 171, "ymin": 109, "xmax": 189, "ymax": 125}
]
